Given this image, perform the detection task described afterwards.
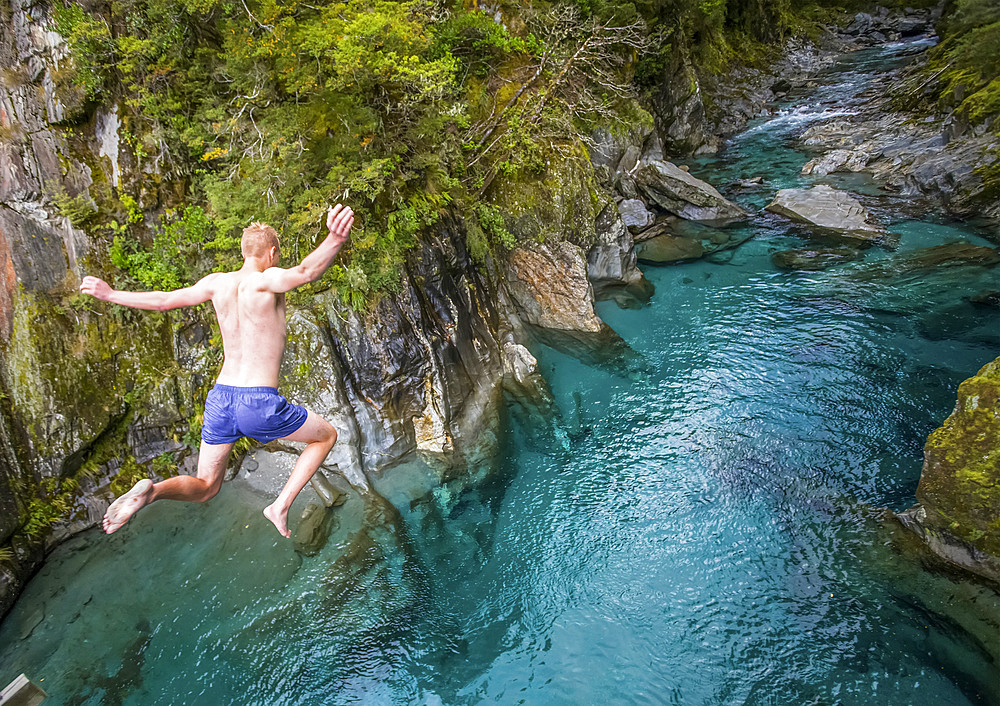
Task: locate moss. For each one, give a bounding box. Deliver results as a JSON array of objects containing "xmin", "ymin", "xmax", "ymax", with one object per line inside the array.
[
  {"xmin": 487, "ymin": 139, "xmax": 605, "ymax": 250},
  {"xmin": 917, "ymin": 356, "xmax": 1000, "ymax": 557}
]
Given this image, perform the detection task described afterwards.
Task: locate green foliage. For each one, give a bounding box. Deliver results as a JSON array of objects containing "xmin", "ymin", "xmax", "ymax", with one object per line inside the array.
[
  {"xmin": 110, "ymin": 456, "xmax": 148, "ymax": 497},
  {"xmin": 110, "ymin": 205, "xmax": 230, "ymax": 290},
  {"xmin": 52, "ymin": 0, "xmax": 842, "ymax": 303},
  {"xmin": 53, "ymin": 2, "xmax": 115, "ymax": 99},
  {"xmin": 49, "ymin": 187, "xmax": 98, "ymax": 228},
  {"xmin": 921, "ymin": 0, "xmax": 1000, "ymax": 129},
  {"xmin": 23, "ymin": 477, "xmax": 78, "ymax": 537}
]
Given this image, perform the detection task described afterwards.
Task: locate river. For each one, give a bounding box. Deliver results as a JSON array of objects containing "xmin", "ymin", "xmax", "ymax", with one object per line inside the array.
[{"xmin": 1, "ymin": 39, "xmax": 998, "ymax": 705}]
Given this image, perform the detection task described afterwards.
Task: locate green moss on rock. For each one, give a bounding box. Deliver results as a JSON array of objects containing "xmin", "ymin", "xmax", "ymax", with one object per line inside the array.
[
  {"xmin": 917, "ymin": 356, "xmax": 1000, "ymax": 558},
  {"xmin": 488, "ymin": 141, "xmax": 606, "ymax": 249}
]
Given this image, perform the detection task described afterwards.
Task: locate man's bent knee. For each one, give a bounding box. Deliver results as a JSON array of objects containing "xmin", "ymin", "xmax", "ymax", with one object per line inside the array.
[{"xmin": 320, "ymin": 421, "xmax": 337, "ymax": 447}]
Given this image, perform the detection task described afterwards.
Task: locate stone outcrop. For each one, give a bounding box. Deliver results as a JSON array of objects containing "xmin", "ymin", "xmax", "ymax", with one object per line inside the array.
[
  {"xmin": 505, "ymin": 240, "xmax": 632, "ymax": 365},
  {"xmin": 636, "ymin": 160, "xmax": 747, "ymax": 223},
  {"xmin": 587, "ymin": 203, "xmax": 653, "ymax": 307},
  {"xmin": 766, "ymin": 185, "xmax": 884, "ymax": 237},
  {"xmin": 897, "ymin": 357, "xmax": 1000, "ymax": 585}
]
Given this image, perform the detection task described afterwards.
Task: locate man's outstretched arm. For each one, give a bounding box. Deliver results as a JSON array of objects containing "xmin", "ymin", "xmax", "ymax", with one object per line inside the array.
[
  {"xmin": 80, "ymin": 273, "xmax": 219, "ymax": 311},
  {"xmin": 259, "ymin": 204, "xmax": 354, "ymax": 294}
]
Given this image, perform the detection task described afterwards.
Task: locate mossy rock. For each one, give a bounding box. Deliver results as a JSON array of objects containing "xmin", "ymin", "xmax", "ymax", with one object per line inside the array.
[
  {"xmin": 916, "ymin": 356, "xmax": 1000, "ymax": 560},
  {"xmin": 488, "ymin": 141, "xmax": 604, "ymax": 249}
]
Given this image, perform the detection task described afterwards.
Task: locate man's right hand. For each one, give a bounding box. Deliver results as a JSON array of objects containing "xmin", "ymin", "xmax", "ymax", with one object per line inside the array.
[
  {"xmin": 80, "ymin": 275, "xmax": 113, "ymax": 301},
  {"xmin": 326, "ymin": 204, "xmax": 354, "ymax": 244}
]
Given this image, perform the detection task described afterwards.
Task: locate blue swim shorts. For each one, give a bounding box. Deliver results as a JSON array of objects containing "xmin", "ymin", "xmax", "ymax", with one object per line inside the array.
[{"xmin": 201, "ymin": 385, "xmax": 308, "ymax": 445}]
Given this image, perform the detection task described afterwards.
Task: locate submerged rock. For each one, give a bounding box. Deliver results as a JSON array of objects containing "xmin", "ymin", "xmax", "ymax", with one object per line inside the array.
[
  {"xmin": 772, "ymin": 247, "xmax": 863, "ymax": 271},
  {"xmin": 292, "ymin": 502, "xmax": 337, "ymax": 557},
  {"xmin": 897, "ymin": 357, "xmax": 1000, "ymax": 585},
  {"xmin": 851, "ymin": 242, "xmax": 1000, "ymax": 282},
  {"xmin": 637, "ymin": 233, "xmax": 705, "ymax": 263},
  {"xmin": 766, "ymin": 185, "xmax": 883, "ymax": 237},
  {"xmin": 636, "ymin": 160, "xmax": 747, "ymax": 222},
  {"xmin": 636, "ymin": 218, "xmax": 752, "ymax": 265}
]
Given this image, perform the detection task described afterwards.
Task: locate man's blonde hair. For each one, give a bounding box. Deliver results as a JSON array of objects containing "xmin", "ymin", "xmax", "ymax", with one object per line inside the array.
[{"xmin": 241, "ymin": 222, "xmax": 280, "ymax": 260}]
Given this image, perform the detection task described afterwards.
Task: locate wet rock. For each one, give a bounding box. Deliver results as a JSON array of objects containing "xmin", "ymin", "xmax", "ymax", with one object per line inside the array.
[
  {"xmin": 970, "ymin": 290, "xmax": 1000, "ymax": 309},
  {"xmin": 587, "ymin": 203, "xmax": 653, "ymax": 306},
  {"xmin": 636, "ymin": 160, "xmax": 747, "ymax": 223},
  {"xmin": 292, "ymin": 502, "xmax": 336, "ymax": 557},
  {"xmin": 637, "ymin": 234, "xmax": 705, "ymax": 264},
  {"xmin": 772, "ymin": 247, "xmax": 863, "ymax": 271},
  {"xmin": 636, "ymin": 220, "xmax": 752, "ymax": 265},
  {"xmin": 897, "ymin": 356, "xmax": 1000, "ymax": 585},
  {"xmin": 17, "ymin": 605, "xmax": 44, "ymax": 640},
  {"xmin": 617, "ymin": 198, "xmax": 655, "ymax": 232},
  {"xmin": 310, "ymin": 470, "xmax": 348, "ymax": 508},
  {"xmin": 766, "ymin": 185, "xmax": 883, "ymax": 237}
]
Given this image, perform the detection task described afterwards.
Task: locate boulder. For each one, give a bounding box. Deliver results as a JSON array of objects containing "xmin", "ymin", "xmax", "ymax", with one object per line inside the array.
[
  {"xmin": 506, "ymin": 241, "xmax": 634, "ymax": 366},
  {"xmin": 772, "ymin": 247, "xmax": 863, "ymax": 271},
  {"xmin": 617, "ymin": 198, "xmax": 655, "ymax": 232},
  {"xmin": 637, "ymin": 234, "xmax": 705, "ymax": 264},
  {"xmin": 636, "ymin": 160, "xmax": 747, "ymax": 222},
  {"xmin": 801, "ymin": 149, "xmax": 873, "ymax": 176},
  {"xmin": 587, "ymin": 203, "xmax": 653, "ymax": 306},
  {"xmin": 507, "ymin": 241, "xmax": 605, "ymax": 333},
  {"xmin": 766, "ymin": 185, "xmax": 883, "ymax": 237},
  {"xmin": 897, "ymin": 357, "xmax": 1000, "ymax": 584}
]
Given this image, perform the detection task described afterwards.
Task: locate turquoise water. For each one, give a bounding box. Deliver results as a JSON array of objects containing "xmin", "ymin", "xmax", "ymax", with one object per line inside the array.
[{"xmin": 2, "ymin": 41, "xmax": 1000, "ymax": 704}]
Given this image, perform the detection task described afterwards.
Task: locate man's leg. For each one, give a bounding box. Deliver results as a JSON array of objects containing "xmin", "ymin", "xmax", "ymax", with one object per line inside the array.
[
  {"xmin": 103, "ymin": 441, "xmax": 234, "ymax": 534},
  {"xmin": 263, "ymin": 410, "xmax": 337, "ymax": 538}
]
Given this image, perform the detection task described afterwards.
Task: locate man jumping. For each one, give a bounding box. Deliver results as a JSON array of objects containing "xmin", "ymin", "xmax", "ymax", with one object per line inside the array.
[{"xmin": 80, "ymin": 205, "xmax": 354, "ymax": 538}]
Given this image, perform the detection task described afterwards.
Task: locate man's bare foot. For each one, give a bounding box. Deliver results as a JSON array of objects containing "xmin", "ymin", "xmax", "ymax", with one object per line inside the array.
[
  {"xmin": 263, "ymin": 503, "xmax": 290, "ymax": 538},
  {"xmin": 103, "ymin": 479, "xmax": 153, "ymax": 534}
]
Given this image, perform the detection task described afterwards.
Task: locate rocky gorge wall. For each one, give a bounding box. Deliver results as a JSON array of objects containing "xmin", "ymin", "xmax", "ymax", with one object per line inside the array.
[{"xmin": 0, "ymin": 0, "xmax": 655, "ymax": 616}]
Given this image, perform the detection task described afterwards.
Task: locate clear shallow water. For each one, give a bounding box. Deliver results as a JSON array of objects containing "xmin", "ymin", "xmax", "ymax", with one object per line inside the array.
[{"xmin": 2, "ymin": 41, "xmax": 1000, "ymax": 705}]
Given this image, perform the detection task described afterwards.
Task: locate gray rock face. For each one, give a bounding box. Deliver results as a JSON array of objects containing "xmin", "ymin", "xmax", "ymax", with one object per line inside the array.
[
  {"xmin": 587, "ymin": 203, "xmax": 653, "ymax": 307},
  {"xmin": 798, "ymin": 105, "xmax": 998, "ymax": 221},
  {"xmin": 617, "ymin": 198, "xmax": 655, "ymax": 231},
  {"xmin": 801, "ymin": 148, "xmax": 872, "ymax": 176},
  {"xmin": 636, "ymin": 160, "xmax": 747, "ymax": 223},
  {"xmin": 766, "ymin": 185, "xmax": 883, "ymax": 236}
]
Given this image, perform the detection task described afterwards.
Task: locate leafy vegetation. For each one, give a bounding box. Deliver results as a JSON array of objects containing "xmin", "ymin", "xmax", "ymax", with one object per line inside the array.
[
  {"xmin": 45, "ymin": 0, "xmax": 667, "ymax": 304},
  {"xmin": 50, "ymin": 0, "xmax": 940, "ymax": 304},
  {"xmin": 928, "ymin": 0, "xmax": 1000, "ymax": 127}
]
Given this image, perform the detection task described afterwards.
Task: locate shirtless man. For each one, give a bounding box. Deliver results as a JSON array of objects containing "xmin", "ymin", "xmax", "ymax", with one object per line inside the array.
[{"xmin": 79, "ymin": 204, "xmax": 354, "ymax": 538}]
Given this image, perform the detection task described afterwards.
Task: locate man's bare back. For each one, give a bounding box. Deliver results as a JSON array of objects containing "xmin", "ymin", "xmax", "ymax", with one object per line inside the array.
[{"xmin": 80, "ymin": 205, "xmax": 354, "ymax": 537}]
